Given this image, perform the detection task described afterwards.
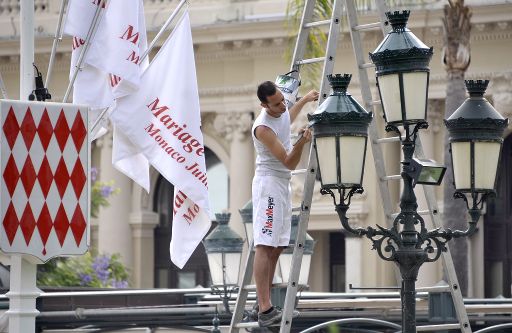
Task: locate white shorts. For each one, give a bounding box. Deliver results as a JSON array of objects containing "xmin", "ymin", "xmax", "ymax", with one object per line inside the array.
[{"xmin": 252, "ymin": 173, "xmax": 292, "ymax": 247}]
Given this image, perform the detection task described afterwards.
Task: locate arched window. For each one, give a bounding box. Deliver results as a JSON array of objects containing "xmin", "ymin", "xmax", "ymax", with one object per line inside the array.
[{"xmin": 153, "ymin": 147, "xmax": 229, "ymax": 288}]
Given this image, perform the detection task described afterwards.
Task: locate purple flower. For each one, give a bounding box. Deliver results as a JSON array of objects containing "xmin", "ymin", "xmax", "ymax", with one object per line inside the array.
[
  {"xmin": 100, "ymin": 185, "xmax": 113, "ymax": 198},
  {"xmin": 91, "ymin": 167, "xmax": 99, "ymax": 183},
  {"xmin": 79, "ymin": 273, "xmax": 93, "ymax": 286},
  {"xmin": 92, "ymin": 255, "xmax": 111, "ymax": 284},
  {"xmin": 112, "ymin": 280, "xmax": 129, "ymax": 289}
]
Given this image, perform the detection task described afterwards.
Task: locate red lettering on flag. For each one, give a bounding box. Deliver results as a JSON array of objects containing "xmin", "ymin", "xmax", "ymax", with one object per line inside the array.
[
  {"xmin": 92, "ymin": 0, "xmax": 106, "ymax": 8},
  {"xmin": 110, "ymin": 74, "xmax": 121, "ymax": 88},
  {"xmin": 120, "ymin": 25, "xmax": 140, "ymax": 45},
  {"xmin": 146, "ymin": 98, "xmax": 169, "ymax": 116},
  {"xmin": 72, "ymin": 37, "xmax": 85, "ymax": 51},
  {"xmin": 126, "ymin": 51, "xmax": 140, "ymax": 64}
]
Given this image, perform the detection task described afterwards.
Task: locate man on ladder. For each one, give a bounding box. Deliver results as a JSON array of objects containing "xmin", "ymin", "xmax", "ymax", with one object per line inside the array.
[{"xmin": 251, "ymin": 80, "xmax": 318, "ymax": 327}]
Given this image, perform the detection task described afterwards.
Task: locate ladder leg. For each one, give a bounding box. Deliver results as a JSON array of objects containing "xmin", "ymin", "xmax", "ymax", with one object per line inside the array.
[
  {"xmin": 229, "ymin": 241, "xmax": 255, "ymax": 332},
  {"xmin": 279, "ymin": 147, "xmax": 318, "ymax": 333}
]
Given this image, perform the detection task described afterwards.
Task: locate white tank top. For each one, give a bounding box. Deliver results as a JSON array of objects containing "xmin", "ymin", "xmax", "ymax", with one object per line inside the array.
[{"xmin": 252, "ymin": 108, "xmax": 292, "ymax": 178}]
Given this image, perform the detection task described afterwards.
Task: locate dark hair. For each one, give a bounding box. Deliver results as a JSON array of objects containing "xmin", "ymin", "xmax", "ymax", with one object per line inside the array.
[{"xmin": 257, "ymin": 81, "xmax": 277, "ymax": 103}]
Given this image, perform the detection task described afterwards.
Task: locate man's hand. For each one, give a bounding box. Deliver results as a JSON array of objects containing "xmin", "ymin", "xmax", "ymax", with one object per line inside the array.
[
  {"xmin": 293, "ymin": 126, "xmax": 312, "ymax": 146},
  {"xmin": 301, "ymin": 90, "xmax": 319, "ymax": 103}
]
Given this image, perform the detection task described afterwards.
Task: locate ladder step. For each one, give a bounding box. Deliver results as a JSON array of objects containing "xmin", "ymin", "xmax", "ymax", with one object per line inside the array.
[
  {"xmin": 292, "ymin": 169, "xmax": 307, "ymax": 176},
  {"xmin": 359, "ymin": 62, "xmax": 374, "ymax": 69},
  {"xmin": 234, "ymin": 322, "xmax": 260, "ymax": 328},
  {"xmin": 370, "ymin": 100, "xmax": 382, "ymax": 106},
  {"xmin": 353, "ymin": 22, "xmax": 381, "ymax": 31},
  {"xmin": 375, "ymin": 136, "xmax": 402, "ymax": 144},
  {"xmin": 304, "ymin": 19, "xmax": 331, "ymax": 28},
  {"xmin": 390, "ymin": 210, "xmax": 430, "ymax": 219},
  {"xmin": 416, "ymin": 285, "xmax": 451, "ymax": 293},
  {"xmin": 296, "ymin": 57, "xmax": 326, "ymax": 65},
  {"xmin": 416, "ymin": 323, "xmax": 461, "ymax": 331},
  {"xmin": 381, "ymin": 175, "xmax": 401, "ymax": 181},
  {"xmin": 292, "ymin": 206, "xmax": 302, "ymax": 212},
  {"xmin": 243, "ymin": 283, "xmax": 288, "ymax": 291}
]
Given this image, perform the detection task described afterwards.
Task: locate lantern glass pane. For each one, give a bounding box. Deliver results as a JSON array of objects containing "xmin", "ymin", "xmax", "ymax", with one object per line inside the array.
[
  {"xmin": 316, "ymin": 136, "xmax": 337, "ymax": 185},
  {"xmin": 299, "ymin": 254, "xmax": 312, "ymax": 285},
  {"xmin": 224, "ymin": 252, "xmax": 241, "ymax": 285},
  {"xmin": 245, "ymin": 223, "xmax": 253, "ymax": 245},
  {"xmin": 279, "ymin": 253, "xmax": 293, "ymax": 283},
  {"xmin": 207, "ymin": 253, "xmax": 224, "ymax": 285},
  {"xmin": 475, "ymin": 142, "xmax": 501, "ymax": 190},
  {"xmin": 339, "ymin": 136, "xmax": 366, "ymax": 185},
  {"xmin": 451, "ymin": 142, "xmax": 471, "ymax": 189},
  {"xmin": 403, "ymin": 72, "xmax": 428, "ymax": 121},
  {"xmin": 378, "ymin": 74, "xmax": 402, "ymax": 123}
]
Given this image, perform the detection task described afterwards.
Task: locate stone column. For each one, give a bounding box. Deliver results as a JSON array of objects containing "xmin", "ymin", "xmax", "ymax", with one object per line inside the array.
[
  {"xmin": 96, "ymin": 132, "xmax": 133, "ymax": 270},
  {"xmin": 345, "ymin": 235, "xmax": 363, "ymax": 293},
  {"xmin": 130, "ymin": 211, "xmax": 159, "ymax": 288},
  {"xmin": 490, "ymin": 72, "xmax": 512, "ymax": 135},
  {"xmin": 213, "ymin": 112, "xmax": 253, "ymax": 237}
]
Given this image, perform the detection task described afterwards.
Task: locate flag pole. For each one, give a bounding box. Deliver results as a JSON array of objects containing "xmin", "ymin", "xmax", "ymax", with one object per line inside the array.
[
  {"xmin": 62, "ymin": 0, "xmax": 107, "ymax": 103},
  {"xmin": 90, "ymin": 0, "xmax": 188, "ymax": 134},
  {"xmin": 45, "ymin": 0, "xmax": 69, "ymax": 91},
  {"xmin": 0, "ymin": 71, "xmax": 8, "ymax": 99},
  {"xmin": 7, "ymin": 1, "xmax": 41, "ymax": 332}
]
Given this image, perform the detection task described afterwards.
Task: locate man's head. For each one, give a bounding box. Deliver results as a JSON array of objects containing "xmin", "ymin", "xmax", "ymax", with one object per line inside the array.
[{"xmin": 257, "ymin": 81, "xmax": 286, "ymax": 116}]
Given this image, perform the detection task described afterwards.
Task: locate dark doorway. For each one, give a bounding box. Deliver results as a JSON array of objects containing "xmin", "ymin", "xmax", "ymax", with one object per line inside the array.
[
  {"xmin": 153, "ymin": 147, "xmax": 228, "ymax": 288},
  {"xmin": 484, "ymin": 134, "xmax": 512, "ymax": 298},
  {"xmin": 330, "ymin": 231, "xmax": 346, "ymax": 292},
  {"xmin": 152, "ymin": 176, "xmax": 210, "ymax": 288}
]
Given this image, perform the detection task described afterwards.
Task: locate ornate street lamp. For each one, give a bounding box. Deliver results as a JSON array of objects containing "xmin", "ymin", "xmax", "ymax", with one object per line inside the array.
[
  {"xmin": 445, "ymin": 79, "xmax": 508, "ymax": 226},
  {"xmin": 308, "ymin": 73, "xmax": 373, "ymax": 195},
  {"xmin": 370, "ymin": 10, "xmax": 432, "ymax": 127},
  {"xmin": 311, "ymin": 11, "xmax": 508, "ymax": 333},
  {"xmin": 203, "ymin": 212, "xmax": 244, "ymax": 313}
]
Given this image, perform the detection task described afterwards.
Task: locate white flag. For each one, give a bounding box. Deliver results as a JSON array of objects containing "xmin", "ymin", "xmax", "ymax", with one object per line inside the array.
[
  {"xmin": 111, "ymin": 12, "xmax": 211, "ymax": 268},
  {"xmin": 64, "ymin": 0, "xmax": 150, "ymax": 190}
]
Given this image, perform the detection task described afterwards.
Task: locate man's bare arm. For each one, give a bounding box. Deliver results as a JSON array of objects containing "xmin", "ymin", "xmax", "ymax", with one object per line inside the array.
[
  {"xmin": 288, "ymin": 90, "xmax": 319, "ymax": 123},
  {"xmin": 255, "ymin": 125, "xmax": 312, "ymax": 170}
]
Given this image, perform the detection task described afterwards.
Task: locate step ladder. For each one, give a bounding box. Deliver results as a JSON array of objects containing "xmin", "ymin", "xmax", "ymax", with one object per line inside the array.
[{"xmin": 229, "ymin": 1, "xmax": 472, "ymax": 332}]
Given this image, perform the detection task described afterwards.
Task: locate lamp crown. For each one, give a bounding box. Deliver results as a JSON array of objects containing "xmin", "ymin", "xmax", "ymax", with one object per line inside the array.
[
  {"xmin": 465, "ymin": 79, "xmax": 489, "ymax": 97},
  {"xmin": 215, "ymin": 212, "xmax": 231, "ymax": 225},
  {"xmin": 386, "ymin": 10, "xmax": 410, "ymax": 32},
  {"xmin": 328, "ymin": 73, "xmax": 352, "ymax": 94}
]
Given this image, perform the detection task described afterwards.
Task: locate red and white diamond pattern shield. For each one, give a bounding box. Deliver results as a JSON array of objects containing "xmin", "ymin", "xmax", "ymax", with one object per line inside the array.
[{"xmin": 1, "ymin": 100, "xmax": 89, "ymax": 262}]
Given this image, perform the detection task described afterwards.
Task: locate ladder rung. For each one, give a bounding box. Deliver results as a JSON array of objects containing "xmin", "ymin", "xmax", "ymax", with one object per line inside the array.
[
  {"xmin": 390, "ymin": 210, "xmax": 430, "ymax": 219},
  {"xmin": 416, "ymin": 324, "xmax": 461, "ymax": 331},
  {"xmin": 415, "ymin": 285, "xmax": 450, "ymax": 293},
  {"xmin": 243, "ymin": 283, "xmax": 288, "ymax": 291},
  {"xmin": 381, "ymin": 175, "xmax": 401, "ymax": 181},
  {"xmin": 359, "ymin": 62, "xmax": 374, "ymax": 69},
  {"xmin": 296, "ymin": 57, "xmax": 326, "ymax": 65},
  {"xmin": 234, "ymin": 322, "xmax": 260, "ymax": 328},
  {"xmin": 375, "ymin": 136, "xmax": 401, "ymax": 144},
  {"xmin": 370, "ymin": 100, "xmax": 381, "ymax": 106},
  {"xmin": 292, "ymin": 206, "xmax": 301, "ymax": 212},
  {"xmin": 353, "ymin": 22, "xmax": 381, "ymax": 31},
  {"xmin": 292, "ymin": 169, "xmax": 307, "ymax": 176},
  {"xmin": 304, "ymin": 19, "xmax": 331, "ymax": 28}
]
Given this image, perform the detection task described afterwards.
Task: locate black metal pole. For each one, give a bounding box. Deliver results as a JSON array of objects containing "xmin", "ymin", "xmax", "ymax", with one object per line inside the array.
[{"xmin": 397, "ymin": 135, "xmax": 426, "ymax": 333}]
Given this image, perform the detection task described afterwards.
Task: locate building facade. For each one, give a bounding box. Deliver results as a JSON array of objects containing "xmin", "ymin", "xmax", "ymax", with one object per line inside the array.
[{"xmin": 0, "ymin": 0, "xmax": 511, "ymax": 298}]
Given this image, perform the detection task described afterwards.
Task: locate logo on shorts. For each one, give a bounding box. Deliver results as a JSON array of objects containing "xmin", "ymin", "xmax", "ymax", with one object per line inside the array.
[{"xmin": 261, "ymin": 196, "xmax": 274, "ymax": 236}]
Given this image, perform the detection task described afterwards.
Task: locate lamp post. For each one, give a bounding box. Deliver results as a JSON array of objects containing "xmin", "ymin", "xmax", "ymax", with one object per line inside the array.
[
  {"xmin": 310, "ymin": 11, "xmax": 508, "ymax": 333},
  {"xmin": 203, "ymin": 212, "xmax": 244, "ymax": 313}
]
